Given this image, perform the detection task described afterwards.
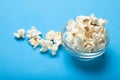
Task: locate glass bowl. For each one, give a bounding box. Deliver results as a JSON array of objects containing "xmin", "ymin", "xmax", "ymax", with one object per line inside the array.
[{"xmin": 61, "ymin": 25, "xmax": 110, "ymax": 61}]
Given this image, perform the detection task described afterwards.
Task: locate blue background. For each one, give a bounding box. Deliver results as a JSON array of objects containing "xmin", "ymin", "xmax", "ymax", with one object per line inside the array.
[{"xmin": 0, "ymin": 0, "xmax": 120, "ymax": 80}]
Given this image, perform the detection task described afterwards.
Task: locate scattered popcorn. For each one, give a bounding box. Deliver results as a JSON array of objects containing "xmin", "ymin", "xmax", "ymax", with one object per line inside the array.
[
  {"xmin": 14, "ymin": 26, "xmax": 61, "ymax": 56},
  {"xmin": 14, "ymin": 28, "xmax": 25, "ymax": 38},
  {"xmin": 27, "ymin": 26, "xmax": 41, "ymax": 39},
  {"xmin": 64, "ymin": 14, "xmax": 108, "ymax": 52},
  {"xmin": 26, "ymin": 27, "xmax": 62, "ymax": 55}
]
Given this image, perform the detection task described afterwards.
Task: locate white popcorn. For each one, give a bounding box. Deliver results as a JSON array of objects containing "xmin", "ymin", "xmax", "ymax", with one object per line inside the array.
[
  {"xmin": 39, "ymin": 39, "xmax": 53, "ymax": 52},
  {"xmin": 93, "ymin": 26, "xmax": 101, "ymax": 32},
  {"xmin": 97, "ymin": 43, "xmax": 105, "ymax": 50},
  {"xmin": 84, "ymin": 41, "xmax": 95, "ymax": 52},
  {"xmin": 14, "ymin": 26, "xmax": 62, "ymax": 56},
  {"xmin": 53, "ymin": 32, "xmax": 62, "ymax": 46},
  {"xmin": 65, "ymin": 14, "xmax": 108, "ymax": 52},
  {"xmin": 72, "ymin": 38, "xmax": 84, "ymax": 51},
  {"xmin": 65, "ymin": 32, "xmax": 75, "ymax": 45},
  {"xmin": 76, "ymin": 15, "xmax": 92, "ymax": 26},
  {"xmin": 28, "ymin": 38, "xmax": 40, "ymax": 48},
  {"xmin": 39, "ymin": 39, "xmax": 49, "ymax": 52},
  {"xmin": 49, "ymin": 44, "xmax": 59, "ymax": 56},
  {"xmin": 26, "ymin": 26, "xmax": 42, "ymax": 49},
  {"xmin": 98, "ymin": 18, "xmax": 108, "ymax": 27},
  {"xmin": 27, "ymin": 26, "xmax": 41, "ymax": 39},
  {"xmin": 75, "ymin": 24, "xmax": 86, "ymax": 35},
  {"xmin": 45, "ymin": 30, "xmax": 56, "ymax": 40},
  {"xmin": 44, "ymin": 30, "xmax": 62, "ymax": 55},
  {"xmin": 39, "ymin": 37, "xmax": 60, "ymax": 56},
  {"xmin": 14, "ymin": 28, "xmax": 25, "ymax": 38},
  {"xmin": 92, "ymin": 33, "xmax": 100, "ymax": 40},
  {"xmin": 90, "ymin": 14, "xmax": 98, "ymax": 25}
]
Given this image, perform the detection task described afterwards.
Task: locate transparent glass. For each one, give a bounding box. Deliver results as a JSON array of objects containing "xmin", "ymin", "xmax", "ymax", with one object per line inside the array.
[{"xmin": 61, "ymin": 25, "xmax": 110, "ymax": 61}]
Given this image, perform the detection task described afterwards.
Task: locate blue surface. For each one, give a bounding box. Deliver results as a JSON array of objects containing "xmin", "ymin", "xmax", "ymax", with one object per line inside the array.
[{"xmin": 0, "ymin": 0, "xmax": 120, "ymax": 80}]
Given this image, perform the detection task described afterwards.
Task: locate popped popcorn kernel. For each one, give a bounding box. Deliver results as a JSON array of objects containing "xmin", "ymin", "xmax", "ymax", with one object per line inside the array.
[
  {"xmin": 45, "ymin": 30, "xmax": 56, "ymax": 40},
  {"xmin": 49, "ymin": 44, "xmax": 59, "ymax": 56},
  {"xmin": 28, "ymin": 38, "xmax": 40, "ymax": 48},
  {"xmin": 45, "ymin": 30, "xmax": 62, "ymax": 55},
  {"xmin": 53, "ymin": 32, "xmax": 62, "ymax": 46},
  {"xmin": 27, "ymin": 26, "xmax": 41, "ymax": 39},
  {"xmin": 14, "ymin": 28, "xmax": 25, "ymax": 38},
  {"xmin": 39, "ymin": 39, "xmax": 53, "ymax": 52}
]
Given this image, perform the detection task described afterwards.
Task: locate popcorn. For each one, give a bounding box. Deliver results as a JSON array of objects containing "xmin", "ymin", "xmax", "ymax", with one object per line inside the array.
[
  {"xmin": 39, "ymin": 39, "xmax": 53, "ymax": 52},
  {"xmin": 97, "ymin": 43, "xmax": 105, "ymax": 50},
  {"xmin": 27, "ymin": 26, "xmax": 41, "ymax": 39},
  {"xmin": 98, "ymin": 18, "xmax": 108, "ymax": 27},
  {"xmin": 27, "ymin": 28, "xmax": 61, "ymax": 56},
  {"xmin": 65, "ymin": 14, "xmax": 108, "ymax": 52},
  {"xmin": 26, "ymin": 26, "xmax": 42, "ymax": 49},
  {"xmin": 45, "ymin": 30, "xmax": 56, "ymax": 40},
  {"xmin": 76, "ymin": 15, "xmax": 91, "ymax": 25},
  {"xmin": 28, "ymin": 38, "xmax": 40, "ymax": 48},
  {"xmin": 67, "ymin": 19, "xmax": 76, "ymax": 27},
  {"xmin": 65, "ymin": 32, "xmax": 76, "ymax": 45},
  {"xmin": 14, "ymin": 28, "xmax": 25, "ymax": 38},
  {"xmin": 49, "ymin": 44, "xmax": 59, "ymax": 56},
  {"xmin": 14, "ymin": 26, "xmax": 62, "ymax": 56},
  {"xmin": 45, "ymin": 30, "xmax": 62, "ymax": 55},
  {"xmin": 53, "ymin": 32, "xmax": 62, "ymax": 46},
  {"xmin": 72, "ymin": 38, "xmax": 84, "ymax": 51}
]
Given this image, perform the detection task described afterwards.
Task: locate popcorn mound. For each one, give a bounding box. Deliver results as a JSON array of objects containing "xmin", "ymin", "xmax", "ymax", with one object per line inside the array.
[{"xmin": 65, "ymin": 14, "xmax": 108, "ymax": 52}]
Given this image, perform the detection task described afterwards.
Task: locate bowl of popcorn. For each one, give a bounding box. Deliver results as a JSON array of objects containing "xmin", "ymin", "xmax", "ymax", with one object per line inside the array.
[{"xmin": 62, "ymin": 14, "xmax": 109, "ymax": 61}]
